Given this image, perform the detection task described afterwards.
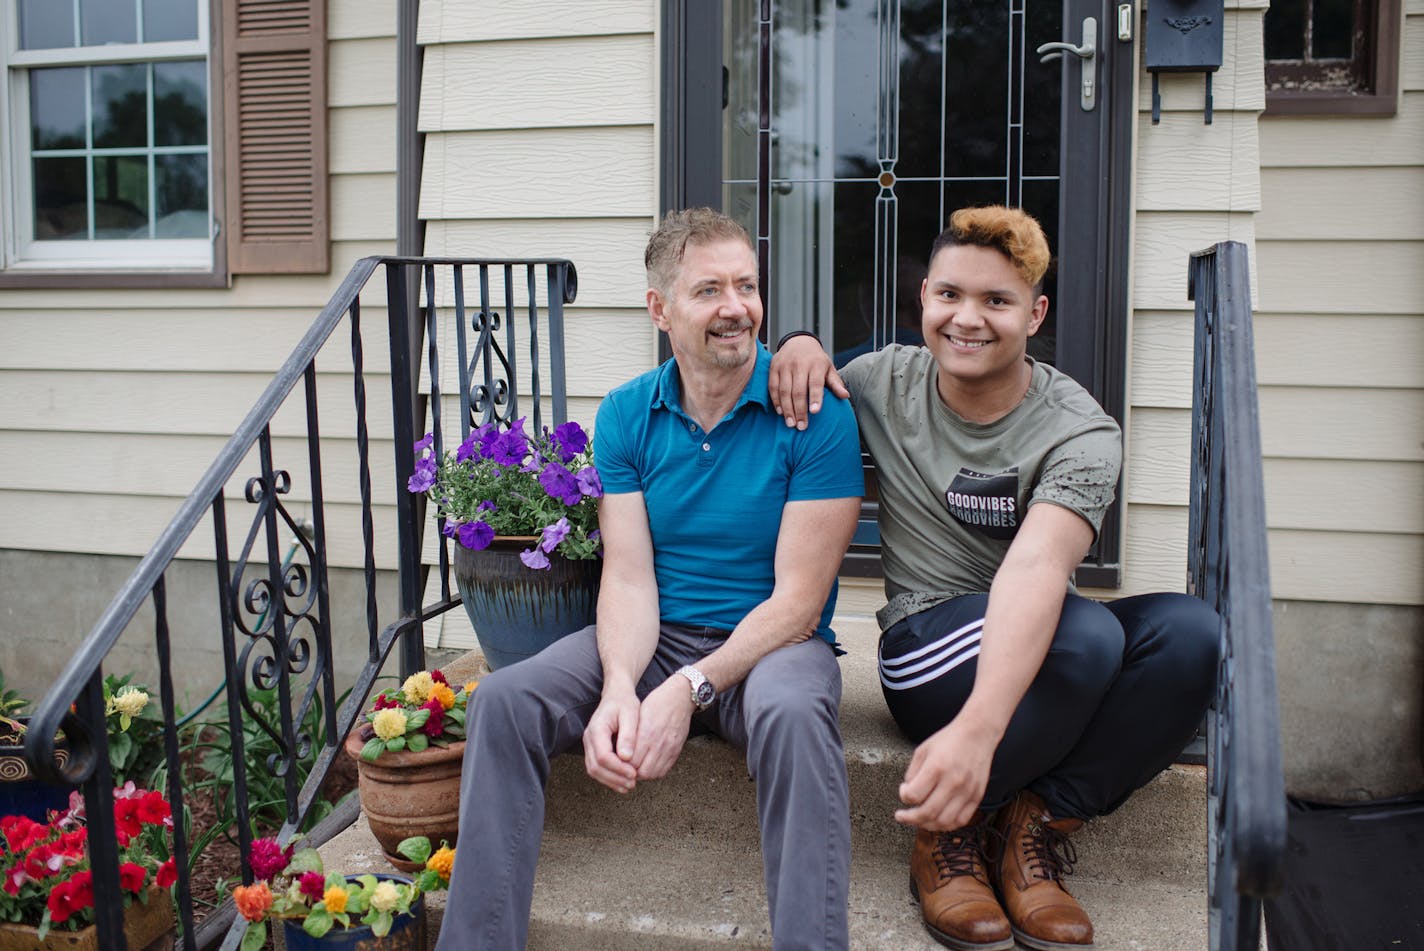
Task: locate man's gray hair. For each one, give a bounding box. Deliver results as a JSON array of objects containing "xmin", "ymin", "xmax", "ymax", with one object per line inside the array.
[{"xmin": 645, "ymin": 208, "xmax": 753, "ymax": 295}]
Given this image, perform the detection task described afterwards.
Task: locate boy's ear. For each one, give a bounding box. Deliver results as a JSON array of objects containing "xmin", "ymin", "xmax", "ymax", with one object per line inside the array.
[{"xmin": 1027, "ymin": 294, "xmax": 1049, "ymax": 336}]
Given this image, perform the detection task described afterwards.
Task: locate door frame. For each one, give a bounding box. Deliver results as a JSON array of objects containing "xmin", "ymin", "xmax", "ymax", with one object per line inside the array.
[{"xmin": 660, "ymin": 0, "xmax": 1137, "ymax": 587}]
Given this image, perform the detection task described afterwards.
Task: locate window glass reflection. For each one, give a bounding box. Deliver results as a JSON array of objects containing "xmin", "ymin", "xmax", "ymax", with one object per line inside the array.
[
  {"xmin": 31, "ymin": 69, "xmax": 87, "ymax": 150},
  {"xmin": 156, "ymin": 154, "xmax": 209, "ymax": 237},
  {"xmin": 93, "ymin": 155, "xmax": 150, "ymax": 238},
  {"xmin": 93, "ymin": 65, "xmax": 150, "ymax": 149},
  {"xmin": 154, "ymin": 61, "xmax": 208, "ymax": 146},
  {"xmin": 81, "ymin": 0, "xmax": 137, "ymax": 45},
  {"xmin": 34, "ymin": 157, "xmax": 89, "ymax": 240},
  {"xmin": 20, "ymin": 0, "xmax": 75, "ymax": 50},
  {"xmin": 143, "ymin": 0, "xmax": 200, "ymax": 42}
]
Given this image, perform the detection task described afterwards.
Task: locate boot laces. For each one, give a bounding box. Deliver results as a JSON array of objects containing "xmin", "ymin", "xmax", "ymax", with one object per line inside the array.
[
  {"xmin": 1022, "ymin": 819, "xmax": 1078, "ymax": 883},
  {"xmin": 932, "ymin": 823, "xmax": 999, "ymax": 884}
]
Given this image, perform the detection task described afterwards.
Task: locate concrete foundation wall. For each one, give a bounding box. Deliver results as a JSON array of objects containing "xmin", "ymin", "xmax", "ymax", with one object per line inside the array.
[
  {"xmin": 1275, "ymin": 598, "xmax": 1424, "ymax": 801},
  {"xmin": 0, "ymin": 550, "xmax": 403, "ymax": 711}
]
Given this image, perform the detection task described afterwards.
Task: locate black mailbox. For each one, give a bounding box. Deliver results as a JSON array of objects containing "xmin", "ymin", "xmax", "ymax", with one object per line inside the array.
[{"xmin": 1144, "ymin": 0, "xmax": 1225, "ymax": 124}]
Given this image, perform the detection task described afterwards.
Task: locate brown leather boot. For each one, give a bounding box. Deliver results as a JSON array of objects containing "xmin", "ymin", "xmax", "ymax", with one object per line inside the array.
[
  {"xmin": 991, "ymin": 790, "xmax": 1094, "ymax": 949},
  {"xmin": 909, "ymin": 816, "xmax": 1014, "ymax": 950}
]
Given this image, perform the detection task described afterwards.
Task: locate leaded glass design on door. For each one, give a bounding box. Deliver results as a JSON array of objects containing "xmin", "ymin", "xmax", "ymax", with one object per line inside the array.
[{"xmin": 722, "ymin": 0, "xmax": 1064, "ymax": 366}]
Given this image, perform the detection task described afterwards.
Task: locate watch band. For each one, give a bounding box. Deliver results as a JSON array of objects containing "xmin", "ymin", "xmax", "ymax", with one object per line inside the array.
[{"xmin": 676, "ymin": 665, "xmax": 715, "ymax": 711}]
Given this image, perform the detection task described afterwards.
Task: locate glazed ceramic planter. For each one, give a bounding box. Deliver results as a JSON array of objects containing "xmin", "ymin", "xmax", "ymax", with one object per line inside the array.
[
  {"xmin": 0, "ymin": 717, "xmax": 73, "ymax": 821},
  {"xmin": 343, "ymin": 732, "xmax": 463, "ymax": 873},
  {"xmin": 451, "ymin": 535, "xmax": 599, "ymax": 670},
  {"xmin": 280, "ymin": 875, "xmax": 425, "ymax": 950}
]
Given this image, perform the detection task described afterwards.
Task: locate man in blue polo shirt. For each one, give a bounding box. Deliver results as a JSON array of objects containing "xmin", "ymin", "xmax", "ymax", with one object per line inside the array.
[{"xmin": 436, "ymin": 208, "xmax": 864, "ymax": 951}]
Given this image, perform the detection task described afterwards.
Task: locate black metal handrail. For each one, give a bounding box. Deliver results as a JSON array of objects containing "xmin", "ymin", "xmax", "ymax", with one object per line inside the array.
[
  {"xmin": 22, "ymin": 256, "xmax": 576, "ymax": 950},
  {"xmin": 1186, "ymin": 241, "xmax": 1288, "ymax": 951}
]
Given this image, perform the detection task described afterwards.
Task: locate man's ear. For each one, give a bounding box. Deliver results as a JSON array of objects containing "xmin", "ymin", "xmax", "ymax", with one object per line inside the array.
[
  {"xmin": 1027, "ymin": 294, "xmax": 1049, "ymax": 336},
  {"xmin": 647, "ymin": 288, "xmax": 669, "ymax": 330}
]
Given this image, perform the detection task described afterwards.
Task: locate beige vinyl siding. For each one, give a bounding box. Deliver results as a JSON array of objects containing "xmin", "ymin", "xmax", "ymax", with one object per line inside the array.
[
  {"xmin": 415, "ymin": 13, "xmax": 658, "ymax": 648},
  {"xmin": 1254, "ymin": 1, "xmax": 1424, "ymax": 606},
  {"xmin": 0, "ymin": 22, "xmax": 401, "ymax": 573},
  {"xmin": 1112, "ymin": 2, "xmax": 1266, "ymax": 598}
]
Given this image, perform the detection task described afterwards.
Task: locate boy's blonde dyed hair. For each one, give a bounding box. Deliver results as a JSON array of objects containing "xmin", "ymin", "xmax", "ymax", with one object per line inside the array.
[
  {"xmin": 932, "ymin": 205, "xmax": 1052, "ymax": 290},
  {"xmin": 645, "ymin": 207, "xmax": 754, "ymax": 295}
]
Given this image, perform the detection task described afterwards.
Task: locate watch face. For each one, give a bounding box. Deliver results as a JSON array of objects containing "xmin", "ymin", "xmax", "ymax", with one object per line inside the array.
[{"xmin": 694, "ymin": 681, "xmax": 715, "ymax": 705}]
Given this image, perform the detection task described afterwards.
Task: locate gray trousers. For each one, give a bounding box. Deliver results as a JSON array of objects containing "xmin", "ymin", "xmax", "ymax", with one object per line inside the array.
[{"xmin": 435, "ymin": 622, "xmax": 851, "ymax": 951}]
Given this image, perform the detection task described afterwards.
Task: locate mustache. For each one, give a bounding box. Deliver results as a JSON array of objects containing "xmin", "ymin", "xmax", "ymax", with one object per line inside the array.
[{"xmin": 709, "ymin": 319, "xmax": 753, "ymax": 334}]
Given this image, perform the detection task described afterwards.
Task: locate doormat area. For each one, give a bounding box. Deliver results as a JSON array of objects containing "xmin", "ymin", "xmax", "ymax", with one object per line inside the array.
[{"xmin": 1264, "ymin": 796, "xmax": 1424, "ymax": 950}]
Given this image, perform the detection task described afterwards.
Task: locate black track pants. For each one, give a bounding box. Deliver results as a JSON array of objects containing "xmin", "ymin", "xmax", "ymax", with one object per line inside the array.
[{"xmin": 877, "ymin": 591, "xmax": 1219, "ymax": 820}]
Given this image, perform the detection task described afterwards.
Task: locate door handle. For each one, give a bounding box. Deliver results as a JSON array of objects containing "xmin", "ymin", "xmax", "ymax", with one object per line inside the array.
[{"xmin": 1036, "ymin": 17, "xmax": 1098, "ymax": 111}]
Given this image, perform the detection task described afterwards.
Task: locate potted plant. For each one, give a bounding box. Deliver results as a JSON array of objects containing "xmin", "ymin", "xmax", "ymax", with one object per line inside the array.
[
  {"xmin": 342, "ymin": 670, "xmax": 475, "ymax": 871},
  {"xmin": 0, "ymin": 785, "xmax": 178, "ymax": 949},
  {"xmin": 0, "ymin": 672, "xmax": 71, "ymax": 822},
  {"xmin": 409, "ymin": 417, "xmax": 602, "ymax": 669},
  {"xmin": 231, "ymin": 835, "xmax": 453, "ymax": 950}
]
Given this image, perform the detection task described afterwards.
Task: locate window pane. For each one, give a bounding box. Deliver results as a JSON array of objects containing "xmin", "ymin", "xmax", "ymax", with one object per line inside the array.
[
  {"xmin": 154, "ymin": 61, "xmax": 208, "ymax": 146},
  {"xmin": 942, "ymin": 4, "xmax": 1010, "ymax": 178},
  {"xmin": 93, "ymin": 155, "xmax": 150, "ymax": 238},
  {"xmin": 31, "ymin": 68, "xmax": 87, "ymax": 150},
  {"xmin": 81, "ymin": 0, "xmax": 137, "ymax": 46},
  {"xmin": 1312, "ymin": 0, "xmax": 1355, "ymax": 59},
  {"xmin": 155, "ymin": 154, "xmax": 208, "ymax": 237},
  {"xmin": 93, "ymin": 65, "xmax": 149, "ymax": 149},
  {"xmin": 143, "ymin": 0, "xmax": 199, "ymax": 42},
  {"xmin": 1264, "ymin": 0, "xmax": 1307, "ymax": 59},
  {"xmin": 33, "ymin": 157, "xmax": 89, "ymax": 240},
  {"xmin": 19, "ymin": 0, "xmax": 76, "ymax": 50}
]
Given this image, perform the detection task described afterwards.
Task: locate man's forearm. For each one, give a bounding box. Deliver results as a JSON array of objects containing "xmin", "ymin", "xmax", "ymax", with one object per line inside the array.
[
  {"xmin": 595, "ymin": 578, "xmax": 661, "ymax": 697},
  {"xmin": 693, "ymin": 596, "xmax": 820, "ymax": 692}
]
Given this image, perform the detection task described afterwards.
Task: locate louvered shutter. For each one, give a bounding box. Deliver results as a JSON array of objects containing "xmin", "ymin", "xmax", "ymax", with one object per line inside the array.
[{"xmin": 222, "ymin": 0, "xmax": 328, "ymax": 274}]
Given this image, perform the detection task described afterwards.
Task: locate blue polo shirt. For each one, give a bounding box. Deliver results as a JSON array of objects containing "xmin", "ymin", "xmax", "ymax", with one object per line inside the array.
[{"xmin": 593, "ymin": 344, "xmax": 863, "ymax": 642}]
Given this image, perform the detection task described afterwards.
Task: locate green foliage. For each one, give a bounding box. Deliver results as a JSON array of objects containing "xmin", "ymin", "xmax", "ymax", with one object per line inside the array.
[{"xmin": 102, "ymin": 673, "xmax": 172, "ymax": 788}]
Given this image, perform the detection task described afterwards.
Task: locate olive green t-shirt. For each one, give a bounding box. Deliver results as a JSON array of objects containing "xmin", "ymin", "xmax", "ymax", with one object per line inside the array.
[{"xmin": 840, "ymin": 345, "xmax": 1122, "ymax": 631}]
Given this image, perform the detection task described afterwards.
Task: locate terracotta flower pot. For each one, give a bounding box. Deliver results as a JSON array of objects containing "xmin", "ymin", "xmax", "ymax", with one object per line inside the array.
[
  {"xmin": 0, "ymin": 886, "xmax": 173, "ymax": 951},
  {"xmin": 343, "ymin": 732, "xmax": 464, "ymax": 873},
  {"xmin": 452, "ymin": 535, "xmax": 599, "ymax": 670}
]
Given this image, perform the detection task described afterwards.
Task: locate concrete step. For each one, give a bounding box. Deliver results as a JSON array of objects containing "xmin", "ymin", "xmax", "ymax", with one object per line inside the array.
[{"xmin": 325, "ymin": 615, "xmax": 1208, "ymax": 948}]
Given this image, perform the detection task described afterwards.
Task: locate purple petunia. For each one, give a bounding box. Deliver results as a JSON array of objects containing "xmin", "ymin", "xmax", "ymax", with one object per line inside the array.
[
  {"xmin": 491, "ymin": 429, "xmax": 529, "ymax": 466},
  {"xmin": 477, "ymin": 500, "xmax": 497, "ymax": 512},
  {"xmin": 407, "ymin": 455, "xmax": 438, "ymax": 493},
  {"xmin": 551, "ymin": 421, "xmax": 589, "ymax": 463},
  {"xmin": 520, "ymin": 547, "xmax": 550, "ymax": 570},
  {"xmin": 538, "ymin": 463, "xmax": 582, "ymax": 506},
  {"xmin": 456, "ymin": 520, "xmax": 495, "ymax": 550},
  {"xmin": 539, "ymin": 517, "xmax": 571, "ymax": 553},
  {"xmin": 414, "ymin": 432, "xmax": 434, "ymax": 453},
  {"xmin": 575, "ymin": 466, "xmax": 603, "ymax": 498}
]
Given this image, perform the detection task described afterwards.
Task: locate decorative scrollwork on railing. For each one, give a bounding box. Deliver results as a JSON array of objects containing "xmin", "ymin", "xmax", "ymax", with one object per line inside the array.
[{"xmin": 468, "ymin": 308, "xmax": 517, "ymax": 427}]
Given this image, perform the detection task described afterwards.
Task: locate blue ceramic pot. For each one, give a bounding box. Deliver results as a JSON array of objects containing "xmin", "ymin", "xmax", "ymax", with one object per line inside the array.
[
  {"xmin": 280, "ymin": 875, "xmax": 425, "ymax": 950},
  {"xmin": 0, "ymin": 720, "xmax": 74, "ymax": 821},
  {"xmin": 452, "ymin": 536, "xmax": 599, "ymax": 670}
]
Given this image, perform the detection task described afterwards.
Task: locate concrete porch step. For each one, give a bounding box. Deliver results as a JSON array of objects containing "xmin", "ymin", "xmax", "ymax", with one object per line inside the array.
[{"xmin": 323, "ymin": 615, "xmax": 1208, "ymax": 948}]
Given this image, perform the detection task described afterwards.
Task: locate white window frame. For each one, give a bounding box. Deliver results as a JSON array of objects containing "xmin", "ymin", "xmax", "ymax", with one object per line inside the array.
[{"xmin": 0, "ymin": 1, "xmax": 214, "ymax": 272}]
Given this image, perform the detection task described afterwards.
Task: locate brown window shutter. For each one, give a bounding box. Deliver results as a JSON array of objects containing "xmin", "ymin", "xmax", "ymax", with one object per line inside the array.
[{"xmin": 222, "ymin": 0, "xmax": 329, "ymax": 274}]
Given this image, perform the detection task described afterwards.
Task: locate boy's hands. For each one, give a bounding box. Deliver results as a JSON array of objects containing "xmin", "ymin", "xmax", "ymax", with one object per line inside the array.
[{"xmin": 768, "ymin": 336, "xmax": 848, "ymax": 429}]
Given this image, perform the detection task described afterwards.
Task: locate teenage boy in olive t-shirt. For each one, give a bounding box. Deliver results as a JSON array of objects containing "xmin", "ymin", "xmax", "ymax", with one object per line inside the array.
[{"xmin": 769, "ymin": 206, "xmax": 1218, "ymax": 951}]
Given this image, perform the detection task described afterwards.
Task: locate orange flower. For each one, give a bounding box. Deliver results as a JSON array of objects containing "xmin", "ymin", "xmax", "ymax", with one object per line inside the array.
[
  {"xmin": 426, "ymin": 845, "xmax": 456, "ymax": 881},
  {"xmin": 430, "ymin": 682, "xmax": 457, "ymax": 711},
  {"xmin": 323, "ymin": 885, "xmax": 349, "ymax": 914},
  {"xmin": 464, "ymin": 680, "xmax": 479, "ymax": 696},
  {"xmin": 233, "ymin": 881, "xmax": 273, "ymax": 922}
]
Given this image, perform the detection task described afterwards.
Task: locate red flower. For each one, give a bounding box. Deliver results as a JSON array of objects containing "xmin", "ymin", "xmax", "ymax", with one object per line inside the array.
[
  {"xmin": 119, "ymin": 862, "xmax": 147, "ymax": 892},
  {"xmin": 248, "ymin": 837, "xmax": 292, "ymax": 881},
  {"xmin": 419, "ymin": 697, "xmax": 445, "ymax": 738},
  {"xmin": 297, "ymin": 870, "xmax": 326, "ymax": 902},
  {"xmin": 430, "ymin": 669, "xmax": 449, "ymax": 685},
  {"xmin": 22, "ymin": 845, "xmax": 53, "ymax": 879},
  {"xmin": 2, "ymin": 816, "xmax": 47, "ymax": 853},
  {"xmin": 113, "ymin": 797, "xmax": 142, "ymax": 846},
  {"xmin": 46, "ymin": 870, "xmax": 93, "ymax": 923},
  {"xmin": 136, "ymin": 791, "xmax": 170, "ymax": 825},
  {"xmin": 156, "ymin": 858, "xmax": 177, "ymax": 889},
  {"xmin": 373, "ymin": 692, "xmax": 401, "ymax": 710}
]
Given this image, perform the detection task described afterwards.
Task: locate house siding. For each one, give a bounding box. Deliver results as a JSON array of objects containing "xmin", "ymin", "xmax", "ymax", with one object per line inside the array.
[
  {"xmin": 1255, "ymin": 0, "xmax": 1424, "ymax": 607},
  {"xmin": 0, "ymin": 11, "xmax": 401, "ymax": 576}
]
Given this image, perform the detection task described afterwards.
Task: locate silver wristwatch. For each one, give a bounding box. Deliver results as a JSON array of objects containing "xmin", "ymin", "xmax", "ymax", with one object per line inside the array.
[{"xmin": 676, "ymin": 665, "xmax": 716, "ymax": 711}]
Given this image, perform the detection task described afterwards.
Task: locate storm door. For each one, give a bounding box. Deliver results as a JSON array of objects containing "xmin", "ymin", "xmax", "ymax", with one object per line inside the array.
[{"xmin": 662, "ymin": 0, "xmax": 1134, "ymax": 584}]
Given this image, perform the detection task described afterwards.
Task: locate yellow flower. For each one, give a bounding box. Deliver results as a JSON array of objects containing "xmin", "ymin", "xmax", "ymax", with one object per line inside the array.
[
  {"xmin": 372, "ymin": 708, "xmax": 408, "ymax": 740},
  {"xmin": 110, "ymin": 686, "xmax": 149, "ymax": 718},
  {"xmin": 429, "ymin": 682, "xmax": 456, "ymax": 711},
  {"xmin": 426, "ymin": 845, "xmax": 456, "ymax": 881},
  {"xmin": 464, "ymin": 681, "xmax": 479, "ymax": 696},
  {"xmin": 369, "ymin": 880, "xmax": 401, "ymax": 914},
  {"xmin": 402, "ymin": 671, "xmax": 435, "ymax": 704},
  {"xmin": 323, "ymin": 886, "xmax": 348, "ymax": 914}
]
